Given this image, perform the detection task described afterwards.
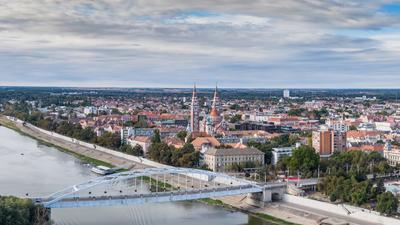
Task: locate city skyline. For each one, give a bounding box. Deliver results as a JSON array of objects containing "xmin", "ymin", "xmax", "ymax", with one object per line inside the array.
[{"xmin": 1, "ymin": 1, "xmax": 400, "ymax": 88}]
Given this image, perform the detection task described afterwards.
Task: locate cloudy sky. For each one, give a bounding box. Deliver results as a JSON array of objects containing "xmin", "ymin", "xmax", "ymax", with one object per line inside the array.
[{"xmin": 1, "ymin": 0, "xmax": 400, "ymax": 88}]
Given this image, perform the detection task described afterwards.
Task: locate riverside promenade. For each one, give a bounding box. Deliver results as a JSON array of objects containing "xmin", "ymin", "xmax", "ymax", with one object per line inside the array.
[{"xmin": 1, "ymin": 115, "xmax": 397, "ymax": 225}]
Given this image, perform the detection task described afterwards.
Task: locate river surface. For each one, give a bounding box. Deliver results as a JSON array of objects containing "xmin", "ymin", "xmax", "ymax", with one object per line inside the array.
[{"xmin": 0, "ymin": 126, "xmax": 274, "ymax": 225}]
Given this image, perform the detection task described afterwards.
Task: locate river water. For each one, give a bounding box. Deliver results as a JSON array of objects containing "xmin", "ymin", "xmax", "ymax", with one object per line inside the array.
[{"xmin": 0, "ymin": 126, "xmax": 273, "ymax": 225}]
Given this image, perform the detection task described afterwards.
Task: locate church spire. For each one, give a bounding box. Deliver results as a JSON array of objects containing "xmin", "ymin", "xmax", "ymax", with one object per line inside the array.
[
  {"xmin": 190, "ymin": 83, "xmax": 200, "ymax": 132},
  {"xmin": 212, "ymin": 84, "xmax": 219, "ymax": 109}
]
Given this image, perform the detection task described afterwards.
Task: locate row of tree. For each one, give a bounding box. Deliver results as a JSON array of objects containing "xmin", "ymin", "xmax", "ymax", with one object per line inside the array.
[
  {"xmin": 4, "ymin": 103, "xmax": 123, "ymax": 150},
  {"xmin": 247, "ymin": 133, "xmax": 300, "ymax": 165},
  {"xmin": 0, "ymin": 196, "xmax": 50, "ymax": 225},
  {"xmin": 146, "ymin": 130, "xmax": 200, "ymax": 168}
]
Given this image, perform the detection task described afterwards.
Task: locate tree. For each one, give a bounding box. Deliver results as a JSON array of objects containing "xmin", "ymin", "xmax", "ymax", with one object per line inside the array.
[
  {"xmin": 289, "ymin": 145, "xmax": 319, "ymax": 177},
  {"xmin": 134, "ymin": 118, "xmax": 148, "ymax": 128},
  {"xmin": 176, "ymin": 130, "xmax": 188, "ymax": 142},
  {"xmin": 374, "ymin": 178, "xmax": 386, "ymax": 197},
  {"xmin": 151, "ymin": 129, "xmax": 161, "ymax": 144},
  {"xmin": 287, "ymin": 108, "xmax": 305, "ymax": 116},
  {"xmin": 119, "ymin": 144, "xmax": 144, "ymax": 156},
  {"xmin": 349, "ymin": 125, "xmax": 358, "ymax": 131},
  {"xmin": 229, "ymin": 114, "xmax": 242, "ymax": 123},
  {"xmin": 95, "ymin": 132, "xmax": 121, "ymax": 149},
  {"xmin": 0, "ymin": 196, "xmax": 50, "ymax": 225},
  {"xmin": 376, "ymin": 192, "xmax": 398, "ymax": 215}
]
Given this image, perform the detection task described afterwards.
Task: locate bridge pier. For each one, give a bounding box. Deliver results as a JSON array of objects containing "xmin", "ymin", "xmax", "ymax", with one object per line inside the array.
[{"xmin": 246, "ymin": 185, "xmax": 285, "ymax": 207}]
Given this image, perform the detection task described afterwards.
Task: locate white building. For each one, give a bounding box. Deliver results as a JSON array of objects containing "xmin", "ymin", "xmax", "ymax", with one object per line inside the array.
[
  {"xmin": 384, "ymin": 149, "xmax": 400, "ymax": 166},
  {"xmin": 272, "ymin": 147, "xmax": 293, "ymax": 165},
  {"xmin": 248, "ymin": 112, "xmax": 270, "ymax": 122},
  {"xmin": 83, "ymin": 106, "xmax": 98, "ymax": 115},
  {"xmin": 326, "ymin": 118, "xmax": 349, "ymax": 132},
  {"xmin": 375, "ymin": 122, "xmax": 392, "ymax": 132},
  {"xmin": 283, "ymin": 89, "xmax": 290, "ymax": 98}
]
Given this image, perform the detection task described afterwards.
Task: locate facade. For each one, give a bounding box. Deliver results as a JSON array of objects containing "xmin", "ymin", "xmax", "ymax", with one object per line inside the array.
[
  {"xmin": 203, "ymin": 148, "xmax": 264, "ymax": 172},
  {"xmin": 283, "ymin": 89, "xmax": 290, "ymax": 98},
  {"xmin": 326, "ymin": 118, "xmax": 349, "ymax": 132},
  {"xmin": 190, "ymin": 85, "xmax": 200, "ymax": 132},
  {"xmin": 83, "ymin": 106, "xmax": 98, "ymax": 115},
  {"xmin": 120, "ymin": 127, "xmax": 154, "ymax": 144},
  {"xmin": 127, "ymin": 136, "xmax": 152, "ymax": 154},
  {"xmin": 272, "ymin": 147, "xmax": 294, "ymax": 165},
  {"xmin": 312, "ymin": 129, "xmax": 346, "ymax": 157},
  {"xmin": 202, "ymin": 86, "xmax": 226, "ymax": 135},
  {"xmin": 384, "ymin": 149, "xmax": 400, "ymax": 166},
  {"xmin": 384, "ymin": 143, "xmax": 400, "ymax": 166}
]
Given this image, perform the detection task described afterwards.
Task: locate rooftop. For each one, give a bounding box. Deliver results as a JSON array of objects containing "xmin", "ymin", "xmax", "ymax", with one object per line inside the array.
[{"xmin": 204, "ymin": 147, "xmax": 264, "ymax": 156}]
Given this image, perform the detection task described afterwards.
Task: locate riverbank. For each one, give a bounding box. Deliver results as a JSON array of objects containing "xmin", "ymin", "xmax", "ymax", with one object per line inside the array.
[
  {"xmin": 0, "ymin": 115, "xmax": 135, "ymax": 169},
  {"xmin": 0, "ymin": 115, "xmax": 301, "ymax": 225}
]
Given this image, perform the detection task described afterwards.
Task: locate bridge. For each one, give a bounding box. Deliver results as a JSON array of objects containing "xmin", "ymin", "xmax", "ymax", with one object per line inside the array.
[{"xmin": 33, "ymin": 167, "xmax": 285, "ymax": 208}]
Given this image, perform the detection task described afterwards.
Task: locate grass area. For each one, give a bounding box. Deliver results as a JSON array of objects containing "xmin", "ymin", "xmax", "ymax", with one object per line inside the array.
[
  {"xmin": 0, "ymin": 117, "xmax": 21, "ymax": 131},
  {"xmin": 251, "ymin": 212, "xmax": 300, "ymax": 225},
  {"xmin": 197, "ymin": 198, "xmax": 232, "ymax": 208}
]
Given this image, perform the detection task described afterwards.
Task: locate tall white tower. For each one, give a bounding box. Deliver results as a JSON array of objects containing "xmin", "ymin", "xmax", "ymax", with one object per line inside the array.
[{"xmin": 283, "ymin": 89, "xmax": 290, "ymax": 98}]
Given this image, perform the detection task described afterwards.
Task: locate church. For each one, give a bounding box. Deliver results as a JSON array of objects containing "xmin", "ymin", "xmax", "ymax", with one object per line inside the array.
[{"xmin": 189, "ymin": 85, "xmax": 227, "ymax": 136}]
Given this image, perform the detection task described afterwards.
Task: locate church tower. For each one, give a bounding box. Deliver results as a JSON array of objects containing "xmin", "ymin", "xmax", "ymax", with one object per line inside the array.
[
  {"xmin": 190, "ymin": 84, "xmax": 200, "ymax": 132},
  {"xmin": 210, "ymin": 85, "xmax": 222, "ymax": 126}
]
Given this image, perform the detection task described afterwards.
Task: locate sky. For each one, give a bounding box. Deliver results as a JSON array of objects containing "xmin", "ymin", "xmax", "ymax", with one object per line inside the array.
[{"xmin": 1, "ymin": 0, "xmax": 400, "ymax": 88}]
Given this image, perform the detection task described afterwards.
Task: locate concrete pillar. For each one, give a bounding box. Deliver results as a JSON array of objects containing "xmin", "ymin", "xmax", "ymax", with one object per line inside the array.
[{"xmin": 263, "ymin": 189, "xmax": 272, "ymax": 202}]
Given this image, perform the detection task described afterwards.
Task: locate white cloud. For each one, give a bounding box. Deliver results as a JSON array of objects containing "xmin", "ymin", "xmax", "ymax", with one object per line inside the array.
[
  {"xmin": 0, "ymin": 0, "xmax": 400, "ymax": 87},
  {"xmin": 169, "ymin": 14, "xmax": 270, "ymax": 27}
]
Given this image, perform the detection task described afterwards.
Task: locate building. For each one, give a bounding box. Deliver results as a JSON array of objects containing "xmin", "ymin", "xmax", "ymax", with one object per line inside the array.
[
  {"xmin": 346, "ymin": 130, "xmax": 383, "ymax": 144},
  {"xmin": 234, "ymin": 121, "xmax": 297, "ymax": 133},
  {"xmin": 312, "ymin": 128, "xmax": 346, "ymax": 157},
  {"xmin": 127, "ymin": 136, "xmax": 152, "ymax": 154},
  {"xmin": 202, "ymin": 85, "xmax": 227, "ymax": 135},
  {"xmin": 204, "ymin": 148, "xmax": 265, "ymax": 172},
  {"xmin": 272, "ymin": 147, "xmax": 294, "ymax": 165},
  {"xmin": 283, "ymin": 89, "xmax": 290, "ymax": 98},
  {"xmin": 191, "ymin": 136, "xmax": 221, "ymax": 152},
  {"xmin": 190, "ymin": 85, "xmax": 200, "ymax": 132},
  {"xmin": 120, "ymin": 127, "xmax": 154, "ymax": 144},
  {"xmin": 83, "ymin": 106, "xmax": 98, "ymax": 115},
  {"xmin": 384, "ymin": 142, "xmax": 400, "ymax": 166},
  {"xmin": 384, "ymin": 149, "xmax": 400, "ymax": 166},
  {"xmin": 163, "ymin": 136, "xmax": 185, "ymax": 149},
  {"xmin": 326, "ymin": 118, "xmax": 349, "ymax": 132}
]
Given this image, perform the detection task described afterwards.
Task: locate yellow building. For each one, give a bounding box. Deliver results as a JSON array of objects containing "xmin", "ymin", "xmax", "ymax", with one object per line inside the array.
[{"xmin": 204, "ymin": 148, "xmax": 264, "ymax": 172}]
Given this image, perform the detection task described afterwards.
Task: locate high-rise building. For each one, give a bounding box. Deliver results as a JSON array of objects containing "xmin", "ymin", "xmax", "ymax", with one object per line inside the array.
[
  {"xmin": 190, "ymin": 84, "xmax": 200, "ymax": 132},
  {"xmin": 283, "ymin": 89, "xmax": 290, "ymax": 98},
  {"xmin": 312, "ymin": 128, "xmax": 346, "ymax": 157}
]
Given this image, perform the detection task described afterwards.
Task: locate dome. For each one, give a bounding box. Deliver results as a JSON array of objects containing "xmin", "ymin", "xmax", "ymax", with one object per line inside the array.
[{"xmin": 210, "ymin": 108, "xmax": 219, "ymax": 117}]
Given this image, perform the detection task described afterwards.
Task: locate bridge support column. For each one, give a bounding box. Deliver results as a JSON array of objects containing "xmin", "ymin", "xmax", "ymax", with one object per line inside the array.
[
  {"xmin": 246, "ymin": 188, "xmax": 272, "ymax": 207},
  {"xmin": 263, "ymin": 189, "xmax": 272, "ymax": 202},
  {"xmin": 246, "ymin": 186, "xmax": 285, "ymax": 207}
]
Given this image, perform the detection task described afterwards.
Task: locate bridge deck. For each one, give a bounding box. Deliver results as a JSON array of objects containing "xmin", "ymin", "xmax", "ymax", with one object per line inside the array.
[{"xmin": 40, "ymin": 185, "xmax": 262, "ymax": 208}]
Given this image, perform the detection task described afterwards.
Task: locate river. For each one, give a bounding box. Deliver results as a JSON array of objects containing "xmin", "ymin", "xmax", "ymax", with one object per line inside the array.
[{"xmin": 0, "ymin": 126, "xmax": 274, "ymax": 225}]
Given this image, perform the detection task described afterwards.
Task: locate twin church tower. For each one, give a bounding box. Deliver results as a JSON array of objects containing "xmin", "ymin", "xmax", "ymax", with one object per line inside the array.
[{"xmin": 189, "ymin": 85, "xmax": 224, "ymax": 135}]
